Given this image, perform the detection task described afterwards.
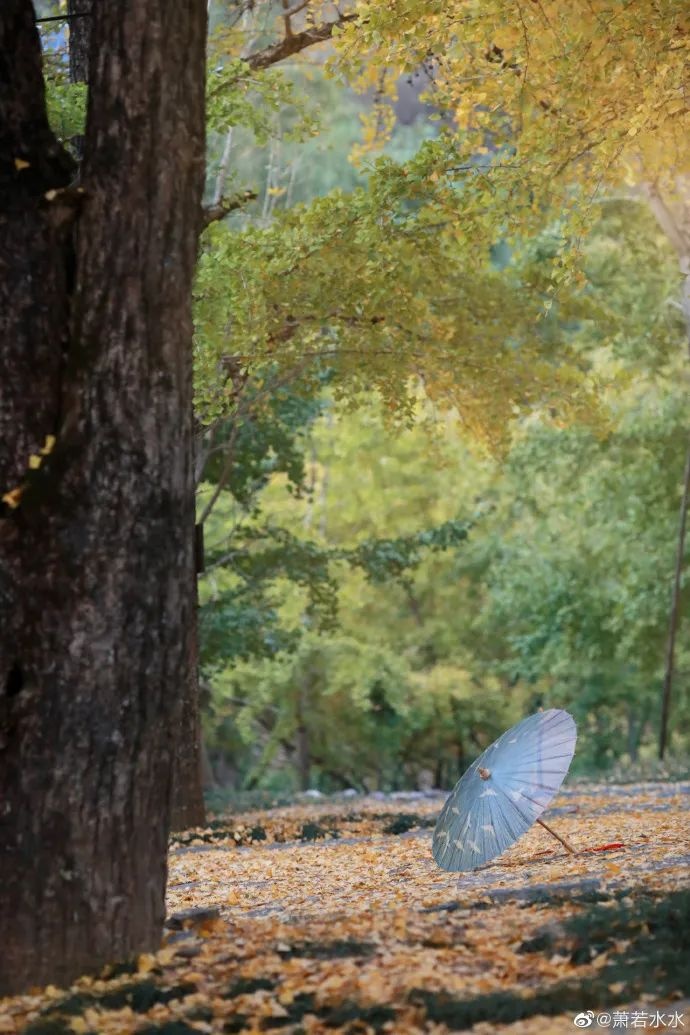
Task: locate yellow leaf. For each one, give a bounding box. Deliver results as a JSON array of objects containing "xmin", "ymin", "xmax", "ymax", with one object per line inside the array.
[
  {"xmin": 28, "ymin": 455, "xmax": 42, "ymax": 470},
  {"xmin": 179, "ymin": 971, "xmax": 204, "ymax": 985},
  {"xmin": 2, "ymin": 486, "xmax": 24, "ymax": 509},
  {"xmin": 41, "ymin": 435, "xmax": 56, "ymax": 455},
  {"xmin": 14, "ymin": 158, "xmax": 30, "ymax": 170},
  {"xmin": 69, "ymin": 1018, "xmax": 90, "ymax": 1034},
  {"xmin": 156, "ymin": 944, "xmax": 179, "ymax": 965},
  {"xmin": 137, "ymin": 952, "xmax": 158, "ymax": 974}
]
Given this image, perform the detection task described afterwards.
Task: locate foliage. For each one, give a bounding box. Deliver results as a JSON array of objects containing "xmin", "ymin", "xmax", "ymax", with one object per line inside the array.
[
  {"xmin": 335, "ymin": 0, "xmax": 690, "ymax": 255},
  {"xmin": 207, "ymin": 59, "xmax": 320, "ymax": 146},
  {"xmin": 200, "ymin": 196, "xmax": 689, "ymax": 788},
  {"xmin": 194, "ymin": 161, "xmax": 605, "ymax": 447},
  {"xmin": 198, "ymin": 380, "xmax": 476, "ymax": 753},
  {"xmin": 45, "ymin": 80, "xmax": 87, "ymax": 142}
]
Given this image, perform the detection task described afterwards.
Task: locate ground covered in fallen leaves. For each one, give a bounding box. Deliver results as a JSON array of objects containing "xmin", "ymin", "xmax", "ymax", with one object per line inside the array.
[{"xmin": 3, "ymin": 783, "xmax": 689, "ymax": 1034}]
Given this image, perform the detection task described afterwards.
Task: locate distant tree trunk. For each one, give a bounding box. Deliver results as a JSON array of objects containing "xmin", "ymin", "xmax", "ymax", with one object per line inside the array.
[
  {"xmin": 68, "ymin": 0, "xmax": 91, "ymax": 83},
  {"xmin": 659, "ymin": 435, "xmax": 690, "ymax": 759},
  {"xmin": 67, "ymin": 0, "xmax": 91, "ymax": 160},
  {"xmin": 0, "ymin": 0, "xmax": 206, "ymax": 996},
  {"xmin": 296, "ymin": 687, "xmax": 311, "ymax": 791},
  {"xmin": 200, "ymin": 732, "xmax": 217, "ymax": 789},
  {"xmin": 644, "ymin": 184, "xmax": 690, "ymax": 760}
]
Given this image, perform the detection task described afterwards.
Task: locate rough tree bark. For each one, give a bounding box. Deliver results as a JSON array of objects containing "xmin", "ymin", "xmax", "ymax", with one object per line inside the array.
[
  {"xmin": 170, "ymin": 608, "xmax": 206, "ymax": 829},
  {"xmin": 67, "ymin": 0, "xmax": 206, "ymax": 836},
  {"xmin": 68, "ymin": 0, "xmax": 91, "ymax": 84},
  {"xmin": 0, "ymin": 0, "xmax": 206, "ymax": 995}
]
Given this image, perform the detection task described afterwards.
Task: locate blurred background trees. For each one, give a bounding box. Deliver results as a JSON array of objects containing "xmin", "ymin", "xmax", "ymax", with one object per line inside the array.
[{"xmin": 191, "ymin": 1, "xmax": 690, "ymax": 793}]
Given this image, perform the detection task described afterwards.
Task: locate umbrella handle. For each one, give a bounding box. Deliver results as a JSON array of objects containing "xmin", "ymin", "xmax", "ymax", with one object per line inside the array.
[{"xmin": 536, "ymin": 817, "xmax": 576, "ymax": 855}]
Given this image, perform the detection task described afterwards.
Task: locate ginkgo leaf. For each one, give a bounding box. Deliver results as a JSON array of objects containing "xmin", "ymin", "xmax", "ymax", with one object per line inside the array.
[{"xmin": 2, "ymin": 486, "xmax": 24, "ymax": 509}]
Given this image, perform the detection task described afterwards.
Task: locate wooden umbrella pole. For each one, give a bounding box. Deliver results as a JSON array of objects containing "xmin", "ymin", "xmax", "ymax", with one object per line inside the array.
[{"xmin": 536, "ymin": 817, "xmax": 576, "ymax": 854}]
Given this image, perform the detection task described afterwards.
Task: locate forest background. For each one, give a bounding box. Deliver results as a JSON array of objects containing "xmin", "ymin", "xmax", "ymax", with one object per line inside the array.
[{"xmin": 41, "ymin": 0, "xmax": 690, "ymax": 799}]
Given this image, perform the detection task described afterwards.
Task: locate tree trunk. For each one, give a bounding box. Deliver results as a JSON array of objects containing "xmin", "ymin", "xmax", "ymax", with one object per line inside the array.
[
  {"xmin": 170, "ymin": 592, "xmax": 206, "ymax": 831},
  {"xmin": 67, "ymin": 0, "xmax": 91, "ymax": 161},
  {"xmin": 200, "ymin": 731, "xmax": 217, "ymax": 789},
  {"xmin": 68, "ymin": 0, "xmax": 91, "ymax": 83},
  {"xmin": 659, "ymin": 434, "xmax": 690, "ymax": 759},
  {"xmin": 169, "ymin": 435, "xmax": 206, "ymax": 829},
  {"xmin": 0, "ymin": 0, "xmax": 206, "ymax": 996},
  {"xmin": 296, "ymin": 718, "xmax": 312, "ymax": 792},
  {"xmin": 644, "ymin": 185, "xmax": 690, "ymax": 760}
]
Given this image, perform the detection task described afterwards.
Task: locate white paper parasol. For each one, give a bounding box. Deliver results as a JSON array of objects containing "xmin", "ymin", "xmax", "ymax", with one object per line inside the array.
[{"xmin": 432, "ymin": 708, "xmax": 577, "ymax": 871}]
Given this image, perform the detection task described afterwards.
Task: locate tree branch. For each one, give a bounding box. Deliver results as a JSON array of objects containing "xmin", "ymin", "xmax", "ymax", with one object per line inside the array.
[
  {"xmin": 246, "ymin": 12, "xmax": 356, "ymax": 70},
  {"xmin": 197, "ymin": 356, "xmax": 315, "ymax": 522},
  {"xmin": 202, "ymin": 189, "xmax": 257, "ymax": 228}
]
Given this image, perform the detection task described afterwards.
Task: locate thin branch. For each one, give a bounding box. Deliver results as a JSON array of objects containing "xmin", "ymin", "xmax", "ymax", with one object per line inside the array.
[
  {"xmin": 213, "ymin": 129, "xmax": 235, "ymax": 208},
  {"xmin": 197, "ymin": 356, "xmax": 314, "ymax": 523},
  {"xmin": 282, "ymin": 0, "xmax": 310, "ymax": 19},
  {"xmin": 198, "ymin": 417, "xmax": 244, "ymax": 526},
  {"xmin": 281, "ymin": 0, "xmax": 294, "ymax": 39},
  {"xmin": 246, "ymin": 13, "xmax": 356, "ymax": 70},
  {"xmin": 643, "ymin": 183, "xmax": 690, "ymax": 260},
  {"xmin": 35, "ymin": 12, "xmax": 90, "ymax": 22},
  {"xmin": 212, "ymin": 4, "xmax": 260, "ymax": 205},
  {"xmin": 202, "ymin": 189, "xmax": 257, "ymax": 229}
]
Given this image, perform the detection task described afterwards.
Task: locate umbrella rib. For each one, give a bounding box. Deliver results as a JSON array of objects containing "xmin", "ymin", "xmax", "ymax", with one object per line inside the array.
[
  {"xmin": 502, "ymin": 783, "xmax": 551, "ymax": 816},
  {"xmin": 500, "ymin": 774, "xmax": 565, "ymax": 794},
  {"xmin": 490, "ymin": 789, "xmax": 516, "ymax": 856},
  {"xmin": 514, "ymin": 744, "xmax": 576, "ymax": 762},
  {"xmin": 507, "ymin": 756, "xmax": 574, "ymax": 771},
  {"xmin": 479, "ymin": 788, "xmax": 497, "ymax": 863},
  {"xmin": 512, "ymin": 740, "xmax": 575, "ymax": 756},
  {"xmin": 503, "ymin": 769, "xmax": 571, "ymax": 779},
  {"xmin": 493, "ymin": 781, "xmax": 534, "ymax": 834},
  {"xmin": 474, "ymin": 791, "xmax": 486, "ymax": 864},
  {"xmin": 539, "ymin": 712, "xmax": 573, "ymax": 729},
  {"xmin": 492, "ymin": 791, "xmax": 521, "ymax": 846}
]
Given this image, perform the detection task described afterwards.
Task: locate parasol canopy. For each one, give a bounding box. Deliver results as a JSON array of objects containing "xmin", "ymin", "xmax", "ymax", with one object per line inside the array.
[{"xmin": 432, "ymin": 708, "xmax": 577, "ymax": 872}]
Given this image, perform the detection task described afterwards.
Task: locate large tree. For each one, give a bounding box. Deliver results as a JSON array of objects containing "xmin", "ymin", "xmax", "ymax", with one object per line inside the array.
[{"xmin": 0, "ymin": 0, "xmax": 206, "ymax": 995}]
